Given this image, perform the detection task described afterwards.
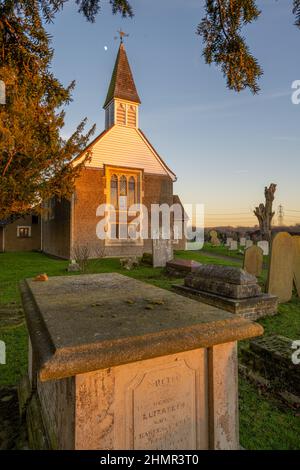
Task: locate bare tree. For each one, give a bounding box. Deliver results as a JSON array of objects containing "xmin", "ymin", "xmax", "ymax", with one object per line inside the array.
[
  {"xmin": 254, "ymin": 184, "xmax": 277, "ymax": 241},
  {"xmin": 73, "ymin": 244, "xmax": 91, "ymax": 272}
]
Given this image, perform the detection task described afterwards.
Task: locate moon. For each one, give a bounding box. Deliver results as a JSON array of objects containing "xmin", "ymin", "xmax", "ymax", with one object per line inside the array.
[{"xmin": 104, "ymin": 46, "xmax": 108, "ymax": 51}]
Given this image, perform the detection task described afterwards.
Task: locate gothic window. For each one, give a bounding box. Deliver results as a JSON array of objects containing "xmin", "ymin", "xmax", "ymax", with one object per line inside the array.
[
  {"xmin": 116, "ymin": 103, "xmax": 126, "ymax": 125},
  {"xmin": 107, "ymin": 171, "xmax": 141, "ymax": 241},
  {"xmin": 120, "ymin": 175, "xmax": 127, "ymax": 196},
  {"xmin": 127, "ymin": 105, "xmax": 136, "ymax": 127},
  {"xmin": 128, "ymin": 176, "xmax": 136, "ymax": 207},
  {"xmin": 110, "ymin": 174, "xmax": 118, "ymax": 208}
]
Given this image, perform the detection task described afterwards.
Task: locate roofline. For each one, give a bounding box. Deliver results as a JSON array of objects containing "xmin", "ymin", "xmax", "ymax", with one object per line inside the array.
[
  {"xmin": 103, "ymin": 97, "xmax": 141, "ymax": 110},
  {"xmin": 72, "ymin": 127, "xmax": 114, "ymax": 167},
  {"xmin": 137, "ymin": 129, "xmax": 177, "ymax": 182}
]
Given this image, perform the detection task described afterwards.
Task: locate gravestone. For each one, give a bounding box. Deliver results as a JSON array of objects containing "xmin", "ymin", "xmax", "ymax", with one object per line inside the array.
[
  {"xmin": 239, "ymin": 237, "xmax": 246, "ymax": 247},
  {"xmin": 226, "ymin": 237, "xmax": 233, "ymax": 247},
  {"xmin": 67, "ymin": 260, "xmax": 81, "ymax": 272},
  {"xmin": 243, "ymin": 245, "xmax": 264, "ymax": 277},
  {"xmin": 257, "ymin": 240, "xmax": 269, "ymax": 256},
  {"xmin": 245, "ymin": 240, "xmax": 253, "ymax": 249},
  {"xmin": 293, "ymin": 236, "xmax": 300, "ymax": 297},
  {"xmin": 174, "ymin": 265, "xmax": 278, "ymax": 320},
  {"xmin": 229, "ymin": 240, "xmax": 238, "ymax": 251},
  {"xmin": 267, "ymin": 232, "xmax": 294, "ymax": 303},
  {"xmin": 152, "ymin": 238, "xmax": 173, "ymax": 268},
  {"xmin": 20, "ymin": 273, "xmax": 263, "ymax": 450},
  {"xmin": 210, "ymin": 230, "xmax": 220, "ymax": 246}
]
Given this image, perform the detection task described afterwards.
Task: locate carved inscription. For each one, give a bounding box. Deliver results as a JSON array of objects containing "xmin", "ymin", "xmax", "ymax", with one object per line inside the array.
[{"xmin": 132, "ymin": 362, "xmax": 196, "ymax": 450}]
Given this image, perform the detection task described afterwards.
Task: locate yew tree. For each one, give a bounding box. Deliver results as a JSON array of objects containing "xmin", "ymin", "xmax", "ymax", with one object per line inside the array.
[{"xmin": 0, "ymin": 1, "xmax": 95, "ymax": 219}]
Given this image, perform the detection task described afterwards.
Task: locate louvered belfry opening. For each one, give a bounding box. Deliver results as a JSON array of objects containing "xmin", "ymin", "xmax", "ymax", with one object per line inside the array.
[
  {"xmin": 104, "ymin": 42, "xmax": 140, "ymax": 129},
  {"xmin": 116, "ymin": 103, "xmax": 126, "ymax": 125}
]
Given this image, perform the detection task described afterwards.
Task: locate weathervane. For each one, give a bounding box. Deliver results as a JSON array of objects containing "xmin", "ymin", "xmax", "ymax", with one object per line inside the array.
[{"xmin": 115, "ymin": 29, "xmax": 129, "ymax": 43}]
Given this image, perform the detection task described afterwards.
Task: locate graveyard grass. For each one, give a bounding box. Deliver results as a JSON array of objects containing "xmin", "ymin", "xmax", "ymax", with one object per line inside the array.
[{"xmin": 0, "ymin": 251, "xmax": 300, "ymax": 450}]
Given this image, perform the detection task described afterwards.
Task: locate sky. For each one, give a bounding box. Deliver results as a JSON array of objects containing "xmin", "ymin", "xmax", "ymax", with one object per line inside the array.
[{"xmin": 46, "ymin": 0, "xmax": 300, "ymax": 227}]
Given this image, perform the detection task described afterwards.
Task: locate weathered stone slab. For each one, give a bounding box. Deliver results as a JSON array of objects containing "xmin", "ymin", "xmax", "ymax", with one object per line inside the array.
[
  {"xmin": 293, "ymin": 236, "xmax": 300, "ymax": 297},
  {"xmin": 226, "ymin": 238, "xmax": 233, "ymax": 247},
  {"xmin": 267, "ymin": 232, "xmax": 294, "ymax": 303},
  {"xmin": 243, "ymin": 245, "xmax": 263, "ymax": 277},
  {"xmin": 187, "ymin": 264, "xmax": 257, "ymax": 285},
  {"xmin": 239, "ymin": 237, "xmax": 246, "ymax": 247},
  {"xmin": 166, "ymin": 259, "xmax": 201, "ymax": 277},
  {"xmin": 184, "ymin": 266, "xmax": 261, "ymax": 299},
  {"xmin": 257, "ymin": 240, "xmax": 269, "ymax": 256},
  {"xmin": 21, "ymin": 274, "xmax": 263, "ymax": 450},
  {"xmin": 152, "ymin": 238, "xmax": 173, "ymax": 268},
  {"xmin": 21, "ymin": 273, "xmax": 262, "ymax": 381},
  {"xmin": 185, "ymin": 274, "xmax": 261, "ymax": 299},
  {"xmin": 174, "ymin": 285, "xmax": 277, "ymax": 321},
  {"xmin": 242, "ymin": 335, "xmax": 300, "ymax": 397},
  {"xmin": 229, "ymin": 240, "xmax": 238, "ymax": 251}
]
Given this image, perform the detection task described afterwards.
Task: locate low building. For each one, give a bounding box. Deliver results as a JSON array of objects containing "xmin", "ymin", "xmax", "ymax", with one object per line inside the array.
[{"xmin": 0, "ymin": 214, "xmax": 41, "ymax": 253}]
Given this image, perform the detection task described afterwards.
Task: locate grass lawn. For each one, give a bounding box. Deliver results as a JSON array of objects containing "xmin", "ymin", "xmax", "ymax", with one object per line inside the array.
[
  {"xmin": 202, "ymin": 242, "xmax": 244, "ymax": 259},
  {"xmin": 0, "ymin": 250, "xmax": 299, "ymax": 449}
]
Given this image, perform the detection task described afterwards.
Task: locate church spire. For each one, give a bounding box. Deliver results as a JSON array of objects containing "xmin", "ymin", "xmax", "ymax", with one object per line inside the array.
[{"xmin": 103, "ymin": 41, "xmax": 141, "ymax": 109}]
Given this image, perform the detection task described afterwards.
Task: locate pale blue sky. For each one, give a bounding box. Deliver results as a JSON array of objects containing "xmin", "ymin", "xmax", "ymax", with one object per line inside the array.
[{"xmin": 46, "ymin": 0, "xmax": 300, "ymax": 226}]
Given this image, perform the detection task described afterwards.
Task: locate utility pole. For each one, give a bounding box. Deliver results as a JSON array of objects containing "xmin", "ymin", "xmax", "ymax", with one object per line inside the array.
[{"xmin": 278, "ymin": 204, "xmax": 284, "ymax": 226}]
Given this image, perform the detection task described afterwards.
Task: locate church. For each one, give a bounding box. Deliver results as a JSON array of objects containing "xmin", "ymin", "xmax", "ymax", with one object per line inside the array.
[{"xmin": 41, "ymin": 40, "xmax": 186, "ymax": 259}]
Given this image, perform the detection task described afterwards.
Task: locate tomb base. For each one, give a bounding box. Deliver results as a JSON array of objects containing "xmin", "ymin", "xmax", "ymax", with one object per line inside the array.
[
  {"xmin": 173, "ymin": 285, "xmax": 278, "ymax": 321},
  {"xmin": 21, "ymin": 273, "xmax": 263, "ymax": 450}
]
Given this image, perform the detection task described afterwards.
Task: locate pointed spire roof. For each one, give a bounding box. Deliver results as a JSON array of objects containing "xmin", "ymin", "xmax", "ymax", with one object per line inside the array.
[{"xmin": 103, "ymin": 42, "xmax": 141, "ymax": 108}]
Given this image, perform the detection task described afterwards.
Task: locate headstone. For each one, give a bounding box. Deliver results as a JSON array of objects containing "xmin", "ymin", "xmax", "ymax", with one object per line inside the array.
[
  {"xmin": 239, "ymin": 237, "xmax": 246, "ymax": 247},
  {"xmin": 229, "ymin": 240, "xmax": 238, "ymax": 251},
  {"xmin": 243, "ymin": 245, "xmax": 264, "ymax": 277},
  {"xmin": 21, "ymin": 273, "xmax": 263, "ymax": 450},
  {"xmin": 226, "ymin": 237, "xmax": 233, "ymax": 247},
  {"xmin": 152, "ymin": 238, "xmax": 173, "ymax": 268},
  {"xmin": 293, "ymin": 236, "xmax": 300, "ymax": 297},
  {"xmin": 174, "ymin": 265, "xmax": 278, "ymax": 320},
  {"xmin": 257, "ymin": 240, "xmax": 269, "ymax": 256},
  {"xmin": 120, "ymin": 257, "xmax": 139, "ymax": 271},
  {"xmin": 210, "ymin": 230, "xmax": 221, "ymax": 246},
  {"xmin": 67, "ymin": 260, "xmax": 81, "ymax": 272},
  {"xmin": 245, "ymin": 240, "xmax": 253, "ymax": 249},
  {"xmin": 267, "ymin": 232, "xmax": 295, "ymax": 303},
  {"xmin": 166, "ymin": 259, "xmax": 201, "ymax": 277}
]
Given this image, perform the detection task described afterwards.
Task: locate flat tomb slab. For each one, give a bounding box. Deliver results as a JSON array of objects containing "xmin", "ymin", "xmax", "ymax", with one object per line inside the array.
[
  {"xmin": 166, "ymin": 259, "xmax": 202, "ymax": 276},
  {"xmin": 173, "ymin": 284, "xmax": 278, "ymax": 321},
  {"xmin": 184, "ymin": 267, "xmax": 261, "ymax": 299},
  {"xmin": 21, "ymin": 273, "xmax": 262, "ymax": 381}
]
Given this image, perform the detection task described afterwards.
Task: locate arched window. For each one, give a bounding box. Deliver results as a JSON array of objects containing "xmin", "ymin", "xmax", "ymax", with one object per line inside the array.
[
  {"xmin": 127, "ymin": 106, "xmax": 136, "ymax": 127},
  {"xmin": 128, "ymin": 176, "xmax": 136, "ymax": 207},
  {"xmin": 116, "ymin": 103, "xmax": 126, "ymax": 125},
  {"xmin": 110, "ymin": 174, "xmax": 118, "ymax": 208},
  {"xmin": 120, "ymin": 175, "xmax": 127, "ymax": 196}
]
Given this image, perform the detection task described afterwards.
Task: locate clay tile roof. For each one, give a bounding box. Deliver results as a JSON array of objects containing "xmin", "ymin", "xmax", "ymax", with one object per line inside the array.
[{"xmin": 103, "ymin": 42, "xmax": 141, "ymax": 108}]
